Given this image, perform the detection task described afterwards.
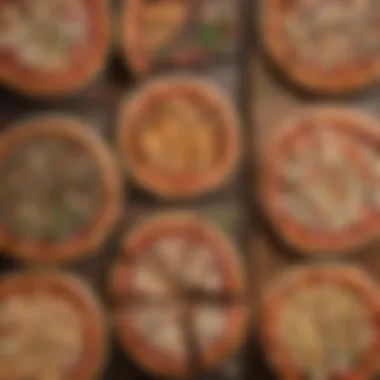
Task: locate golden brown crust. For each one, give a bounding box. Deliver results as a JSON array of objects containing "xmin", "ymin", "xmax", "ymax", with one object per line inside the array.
[
  {"xmin": 109, "ymin": 212, "xmax": 247, "ymax": 378},
  {"xmin": 260, "ymin": 107, "xmax": 380, "ymax": 255},
  {"xmin": 117, "ymin": 77, "xmax": 240, "ymax": 199},
  {"xmin": 0, "ymin": 270, "xmax": 107, "ymax": 380},
  {"xmin": 0, "ymin": 0, "xmax": 110, "ymax": 97},
  {"xmin": 0, "ymin": 114, "xmax": 121, "ymax": 263},
  {"xmin": 261, "ymin": 0, "xmax": 380, "ymax": 93},
  {"xmin": 260, "ymin": 265, "xmax": 380, "ymax": 380}
]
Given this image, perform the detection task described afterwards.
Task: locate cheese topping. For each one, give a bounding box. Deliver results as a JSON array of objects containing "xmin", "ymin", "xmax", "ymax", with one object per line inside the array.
[
  {"xmin": 0, "ymin": 137, "xmax": 102, "ymax": 243},
  {"xmin": 130, "ymin": 303, "xmax": 186, "ymax": 358},
  {"xmin": 277, "ymin": 284, "xmax": 373, "ymax": 379},
  {"xmin": 279, "ymin": 125, "xmax": 370, "ymax": 231},
  {"xmin": 0, "ymin": 0, "xmax": 89, "ymax": 71},
  {"xmin": 153, "ymin": 236, "xmax": 223, "ymax": 292},
  {"xmin": 282, "ymin": 0, "xmax": 380, "ymax": 71},
  {"xmin": 136, "ymin": 99, "xmax": 218, "ymax": 174},
  {"xmin": 0, "ymin": 294, "xmax": 83, "ymax": 378}
]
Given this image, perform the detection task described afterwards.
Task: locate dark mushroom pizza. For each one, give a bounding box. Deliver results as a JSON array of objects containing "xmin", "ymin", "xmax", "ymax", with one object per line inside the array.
[
  {"xmin": 0, "ymin": 0, "xmax": 109, "ymax": 96},
  {"xmin": 261, "ymin": 265, "xmax": 380, "ymax": 380},
  {"xmin": 0, "ymin": 115, "xmax": 120, "ymax": 263},
  {"xmin": 261, "ymin": 0, "xmax": 380, "ymax": 93},
  {"xmin": 260, "ymin": 108, "xmax": 380, "ymax": 255},
  {"xmin": 0, "ymin": 271, "xmax": 106, "ymax": 380},
  {"xmin": 117, "ymin": 77, "xmax": 240, "ymax": 198},
  {"xmin": 109, "ymin": 213, "xmax": 247, "ymax": 378}
]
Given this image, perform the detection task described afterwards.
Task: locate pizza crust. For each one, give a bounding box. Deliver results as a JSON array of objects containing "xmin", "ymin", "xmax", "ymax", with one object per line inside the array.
[{"xmin": 0, "ymin": 114, "xmax": 121, "ymax": 263}]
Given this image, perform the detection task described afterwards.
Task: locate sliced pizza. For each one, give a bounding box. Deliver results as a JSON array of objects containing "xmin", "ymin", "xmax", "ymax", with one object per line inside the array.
[
  {"xmin": 109, "ymin": 212, "xmax": 247, "ymax": 377},
  {"xmin": 0, "ymin": 0, "xmax": 109, "ymax": 96},
  {"xmin": 261, "ymin": 0, "xmax": 380, "ymax": 93},
  {"xmin": 117, "ymin": 76, "xmax": 240, "ymax": 198},
  {"xmin": 261, "ymin": 265, "xmax": 380, "ymax": 380},
  {"xmin": 0, "ymin": 270, "xmax": 106, "ymax": 380},
  {"xmin": 0, "ymin": 114, "xmax": 121, "ymax": 262},
  {"xmin": 260, "ymin": 108, "xmax": 380, "ymax": 254},
  {"xmin": 121, "ymin": 0, "xmax": 190, "ymax": 75}
]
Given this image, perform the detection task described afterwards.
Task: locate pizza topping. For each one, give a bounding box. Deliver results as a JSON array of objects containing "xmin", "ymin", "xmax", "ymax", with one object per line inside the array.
[
  {"xmin": 277, "ymin": 284, "xmax": 373, "ymax": 379},
  {"xmin": 0, "ymin": 294, "xmax": 83, "ymax": 378},
  {"xmin": 130, "ymin": 303, "xmax": 187, "ymax": 358},
  {"xmin": 132, "ymin": 254, "xmax": 173, "ymax": 297},
  {"xmin": 136, "ymin": 98, "xmax": 218, "ymax": 174},
  {"xmin": 151, "ymin": 236, "xmax": 223, "ymax": 292},
  {"xmin": 140, "ymin": 0, "xmax": 187, "ymax": 53},
  {"xmin": 279, "ymin": 126, "xmax": 368, "ymax": 231},
  {"xmin": 0, "ymin": 0, "xmax": 89, "ymax": 71},
  {"xmin": 0, "ymin": 137, "xmax": 102, "ymax": 243},
  {"xmin": 194, "ymin": 306, "xmax": 227, "ymax": 348},
  {"xmin": 282, "ymin": 0, "xmax": 380, "ymax": 71}
]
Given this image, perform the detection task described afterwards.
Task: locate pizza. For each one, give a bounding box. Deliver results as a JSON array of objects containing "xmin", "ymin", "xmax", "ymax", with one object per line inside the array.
[
  {"xmin": 0, "ymin": 115, "xmax": 121, "ymax": 262},
  {"xmin": 0, "ymin": 0, "xmax": 109, "ymax": 96},
  {"xmin": 260, "ymin": 108, "xmax": 380, "ymax": 255},
  {"xmin": 261, "ymin": 0, "xmax": 380, "ymax": 93},
  {"xmin": 109, "ymin": 213, "xmax": 247, "ymax": 378},
  {"xmin": 0, "ymin": 271, "xmax": 106, "ymax": 380},
  {"xmin": 121, "ymin": 0, "xmax": 190, "ymax": 75},
  {"xmin": 117, "ymin": 77, "xmax": 240, "ymax": 198},
  {"xmin": 260, "ymin": 265, "xmax": 380, "ymax": 380}
]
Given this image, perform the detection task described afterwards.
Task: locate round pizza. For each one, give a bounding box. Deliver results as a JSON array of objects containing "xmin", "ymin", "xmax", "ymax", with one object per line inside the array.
[
  {"xmin": 261, "ymin": 0, "xmax": 380, "ymax": 93},
  {"xmin": 0, "ymin": 114, "xmax": 121, "ymax": 263},
  {"xmin": 121, "ymin": 0, "xmax": 191, "ymax": 75},
  {"xmin": 260, "ymin": 265, "xmax": 380, "ymax": 380},
  {"xmin": 117, "ymin": 77, "xmax": 240, "ymax": 198},
  {"xmin": 0, "ymin": 0, "xmax": 109, "ymax": 96},
  {"xmin": 0, "ymin": 270, "xmax": 106, "ymax": 380},
  {"xmin": 109, "ymin": 213, "xmax": 247, "ymax": 378},
  {"xmin": 260, "ymin": 108, "xmax": 380, "ymax": 255}
]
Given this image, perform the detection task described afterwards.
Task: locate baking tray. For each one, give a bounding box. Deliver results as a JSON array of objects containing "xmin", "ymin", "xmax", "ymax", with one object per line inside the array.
[{"xmin": 0, "ymin": 0, "xmax": 255, "ymax": 377}]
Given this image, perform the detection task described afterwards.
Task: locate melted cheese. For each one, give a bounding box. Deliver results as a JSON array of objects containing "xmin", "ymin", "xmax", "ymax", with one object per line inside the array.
[
  {"xmin": 0, "ymin": 294, "xmax": 83, "ymax": 379},
  {"xmin": 280, "ymin": 128, "xmax": 367, "ymax": 231},
  {"xmin": 277, "ymin": 284, "xmax": 373, "ymax": 379},
  {"xmin": 283, "ymin": 0, "xmax": 380, "ymax": 70},
  {"xmin": 194, "ymin": 306, "xmax": 226, "ymax": 347},
  {"xmin": 0, "ymin": 0, "xmax": 88, "ymax": 71},
  {"xmin": 131, "ymin": 304, "xmax": 186, "ymax": 358}
]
